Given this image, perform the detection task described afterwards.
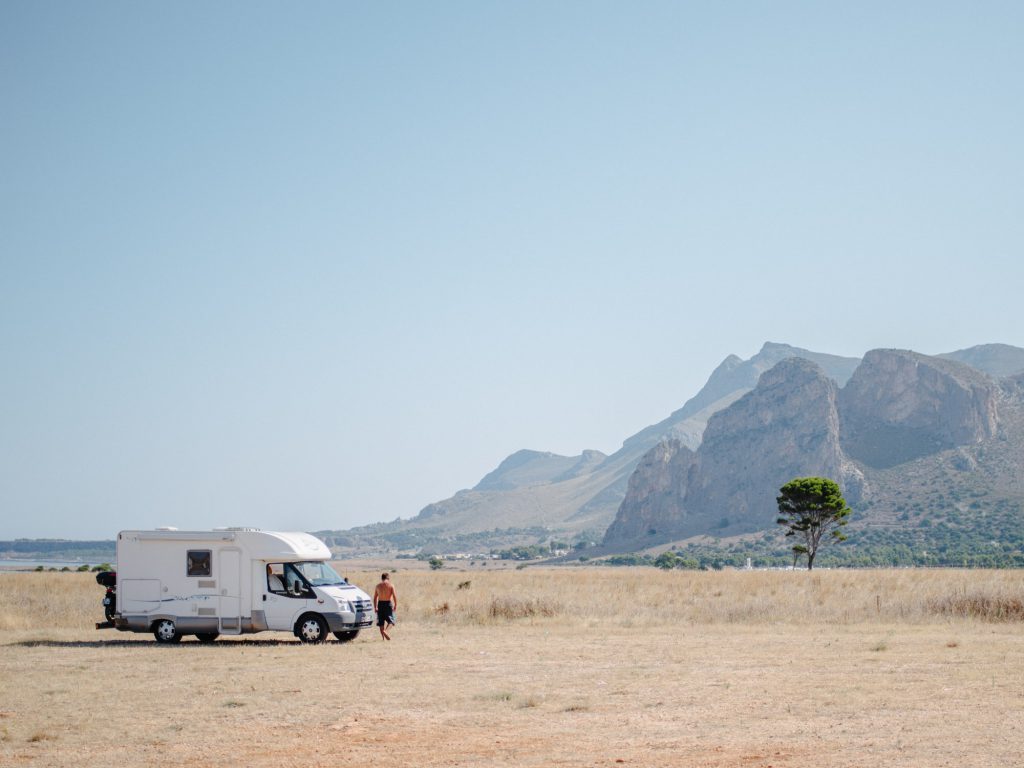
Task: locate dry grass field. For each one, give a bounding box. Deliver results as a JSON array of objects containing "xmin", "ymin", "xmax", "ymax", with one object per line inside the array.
[{"xmin": 1, "ymin": 567, "xmax": 1023, "ymax": 767}]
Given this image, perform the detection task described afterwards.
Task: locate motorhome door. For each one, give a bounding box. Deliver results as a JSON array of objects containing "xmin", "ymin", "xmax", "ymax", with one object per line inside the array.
[{"xmin": 219, "ymin": 549, "xmax": 242, "ymax": 634}]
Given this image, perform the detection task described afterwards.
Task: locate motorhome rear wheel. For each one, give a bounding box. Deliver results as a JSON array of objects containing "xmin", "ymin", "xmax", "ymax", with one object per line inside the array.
[{"xmin": 153, "ymin": 619, "xmax": 181, "ymax": 644}]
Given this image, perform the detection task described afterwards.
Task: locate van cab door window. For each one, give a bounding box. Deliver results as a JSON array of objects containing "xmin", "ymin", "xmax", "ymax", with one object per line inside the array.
[{"xmin": 283, "ymin": 563, "xmax": 313, "ymax": 598}]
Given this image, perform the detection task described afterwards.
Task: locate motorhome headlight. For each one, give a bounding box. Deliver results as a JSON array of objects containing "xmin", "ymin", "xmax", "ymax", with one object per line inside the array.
[{"xmin": 339, "ymin": 599, "xmax": 353, "ymax": 613}]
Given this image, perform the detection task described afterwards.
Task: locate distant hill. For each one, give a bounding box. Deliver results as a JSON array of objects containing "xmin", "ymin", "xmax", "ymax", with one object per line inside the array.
[
  {"xmin": 472, "ymin": 449, "xmax": 607, "ymax": 491},
  {"xmin": 938, "ymin": 343, "xmax": 1024, "ymax": 378}
]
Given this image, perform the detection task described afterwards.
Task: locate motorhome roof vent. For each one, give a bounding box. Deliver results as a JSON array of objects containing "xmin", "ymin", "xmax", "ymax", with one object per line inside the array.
[
  {"xmin": 155, "ymin": 526, "xmax": 179, "ymax": 531},
  {"xmin": 215, "ymin": 527, "xmax": 261, "ymax": 532}
]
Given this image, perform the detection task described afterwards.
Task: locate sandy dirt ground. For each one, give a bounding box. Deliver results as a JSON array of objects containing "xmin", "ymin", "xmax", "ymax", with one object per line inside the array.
[{"xmin": 1, "ymin": 569, "xmax": 1022, "ymax": 767}]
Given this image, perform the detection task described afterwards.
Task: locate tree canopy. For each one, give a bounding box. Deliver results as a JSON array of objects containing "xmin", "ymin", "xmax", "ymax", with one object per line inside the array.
[
  {"xmin": 654, "ymin": 551, "xmax": 680, "ymax": 570},
  {"xmin": 776, "ymin": 477, "xmax": 851, "ymax": 570}
]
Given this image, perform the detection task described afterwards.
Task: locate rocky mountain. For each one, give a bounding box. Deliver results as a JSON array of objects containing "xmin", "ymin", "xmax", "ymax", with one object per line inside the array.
[
  {"xmin": 470, "ymin": 449, "xmax": 607, "ymax": 492},
  {"xmin": 604, "ymin": 347, "xmax": 1024, "ymax": 558},
  {"xmin": 939, "ymin": 343, "xmax": 1024, "ymax": 378},
  {"xmin": 839, "ymin": 350, "xmax": 999, "ymax": 468},
  {"xmin": 616, "ymin": 342, "xmax": 860, "ymax": 455},
  {"xmin": 606, "ymin": 358, "xmax": 867, "ymax": 542},
  {"xmin": 380, "ymin": 343, "xmax": 860, "ymax": 548},
  {"xmin": 602, "ymin": 439, "xmax": 695, "ymax": 542},
  {"xmin": 326, "ymin": 341, "xmax": 1023, "ymax": 560}
]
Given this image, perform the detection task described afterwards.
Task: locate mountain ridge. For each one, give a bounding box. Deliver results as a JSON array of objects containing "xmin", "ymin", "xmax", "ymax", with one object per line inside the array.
[
  {"xmin": 326, "ymin": 342, "xmax": 1023, "ymax": 559},
  {"xmin": 602, "ymin": 346, "xmax": 1022, "ymax": 565},
  {"xmin": 399, "ymin": 343, "xmax": 862, "ymax": 542}
]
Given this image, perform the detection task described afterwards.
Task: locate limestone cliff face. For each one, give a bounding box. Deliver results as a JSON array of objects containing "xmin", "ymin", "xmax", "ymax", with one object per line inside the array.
[
  {"xmin": 605, "ymin": 358, "xmax": 864, "ymax": 544},
  {"xmin": 604, "ymin": 349, "xmax": 1007, "ymax": 547},
  {"xmin": 684, "ymin": 358, "xmax": 860, "ymax": 534},
  {"xmin": 1004, "ymin": 372, "xmax": 1024, "ymax": 397},
  {"xmin": 839, "ymin": 349, "xmax": 999, "ymax": 468},
  {"xmin": 602, "ymin": 440, "xmax": 696, "ymax": 542}
]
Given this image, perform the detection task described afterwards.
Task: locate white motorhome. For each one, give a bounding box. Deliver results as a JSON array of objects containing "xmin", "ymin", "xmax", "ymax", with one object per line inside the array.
[{"xmin": 106, "ymin": 528, "xmax": 374, "ymax": 644}]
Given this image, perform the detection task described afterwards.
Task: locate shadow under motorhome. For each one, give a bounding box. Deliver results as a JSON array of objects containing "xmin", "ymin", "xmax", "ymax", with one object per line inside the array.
[{"xmin": 101, "ymin": 528, "xmax": 374, "ymax": 644}]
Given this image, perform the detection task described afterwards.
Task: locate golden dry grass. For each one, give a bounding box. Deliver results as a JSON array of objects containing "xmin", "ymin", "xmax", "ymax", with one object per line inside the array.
[
  {"xmin": 7, "ymin": 566, "xmax": 1024, "ymax": 631},
  {"xmin": 378, "ymin": 567, "xmax": 1024, "ymax": 626},
  {"xmin": 1, "ymin": 568, "xmax": 1023, "ymax": 767}
]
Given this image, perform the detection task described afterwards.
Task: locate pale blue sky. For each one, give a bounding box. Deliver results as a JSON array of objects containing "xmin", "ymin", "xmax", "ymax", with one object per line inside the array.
[{"xmin": 2, "ymin": 2, "xmax": 1021, "ymax": 538}]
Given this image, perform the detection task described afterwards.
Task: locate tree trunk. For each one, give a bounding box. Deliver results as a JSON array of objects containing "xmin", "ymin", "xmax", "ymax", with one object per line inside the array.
[{"xmin": 807, "ymin": 551, "xmax": 816, "ymax": 570}]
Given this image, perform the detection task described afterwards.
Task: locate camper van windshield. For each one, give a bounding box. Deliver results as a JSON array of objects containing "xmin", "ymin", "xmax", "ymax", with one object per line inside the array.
[{"xmin": 291, "ymin": 561, "xmax": 345, "ymax": 587}]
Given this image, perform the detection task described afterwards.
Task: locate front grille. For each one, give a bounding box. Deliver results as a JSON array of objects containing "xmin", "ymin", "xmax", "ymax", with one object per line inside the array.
[{"xmin": 353, "ymin": 599, "xmax": 373, "ymax": 612}]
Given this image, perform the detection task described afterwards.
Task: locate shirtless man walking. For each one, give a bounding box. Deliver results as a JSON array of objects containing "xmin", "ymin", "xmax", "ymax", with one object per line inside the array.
[{"xmin": 373, "ymin": 572, "xmax": 397, "ymax": 641}]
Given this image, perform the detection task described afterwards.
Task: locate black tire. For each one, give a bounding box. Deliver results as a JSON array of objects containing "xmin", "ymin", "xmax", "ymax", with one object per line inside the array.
[
  {"xmin": 333, "ymin": 630, "xmax": 359, "ymax": 643},
  {"xmin": 103, "ymin": 594, "xmax": 116, "ymax": 622},
  {"xmin": 296, "ymin": 614, "xmax": 328, "ymax": 644},
  {"xmin": 153, "ymin": 619, "xmax": 182, "ymax": 644},
  {"xmin": 196, "ymin": 633, "xmax": 219, "ymax": 643}
]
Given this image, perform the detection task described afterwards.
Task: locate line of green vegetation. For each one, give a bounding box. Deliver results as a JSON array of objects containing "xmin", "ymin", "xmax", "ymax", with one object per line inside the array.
[
  {"xmin": 32, "ymin": 563, "xmax": 113, "ymax": 573},
  {"xmin": 601, "ymin": 525, "xmax": 1024, "ymax": 569}
]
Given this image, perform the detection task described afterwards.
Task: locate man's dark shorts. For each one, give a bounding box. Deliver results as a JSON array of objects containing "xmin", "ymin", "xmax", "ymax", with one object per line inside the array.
[{"xmin": 377, "ymin": 600, "xmax": 394, "ymax": 627}]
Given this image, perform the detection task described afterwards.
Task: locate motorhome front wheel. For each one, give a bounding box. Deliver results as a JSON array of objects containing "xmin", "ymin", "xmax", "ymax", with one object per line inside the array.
[{"xmin": 296, "ymin": 614, "xmax": 327, "ymax": 644}]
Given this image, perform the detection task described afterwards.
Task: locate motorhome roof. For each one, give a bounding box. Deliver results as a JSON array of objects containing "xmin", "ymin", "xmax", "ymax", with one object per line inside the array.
[{"xmin": 117, "ymin": 529, "xmax": 331, "ymax": 561}]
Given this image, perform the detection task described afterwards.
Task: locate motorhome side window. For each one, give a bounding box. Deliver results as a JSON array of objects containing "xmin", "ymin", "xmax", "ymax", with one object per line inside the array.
[
  {"xmin": 266, "ymin": 563, "xmax": 285, "ymax": 592},
  {"xmin": 186, "ymin": 550, "xmax": 212, "ymax": 577}
]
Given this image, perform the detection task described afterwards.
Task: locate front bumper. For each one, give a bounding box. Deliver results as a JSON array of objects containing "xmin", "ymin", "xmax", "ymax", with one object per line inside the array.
[{"xmin": 323, "ymin": 611, "xmax": 375, "ymax": 632}]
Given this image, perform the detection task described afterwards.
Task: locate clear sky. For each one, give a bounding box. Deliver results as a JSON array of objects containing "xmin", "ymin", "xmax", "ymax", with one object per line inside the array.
[{"xmin": 2, "ymin": 2, "xmax": 1021, "ymax": 539}]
